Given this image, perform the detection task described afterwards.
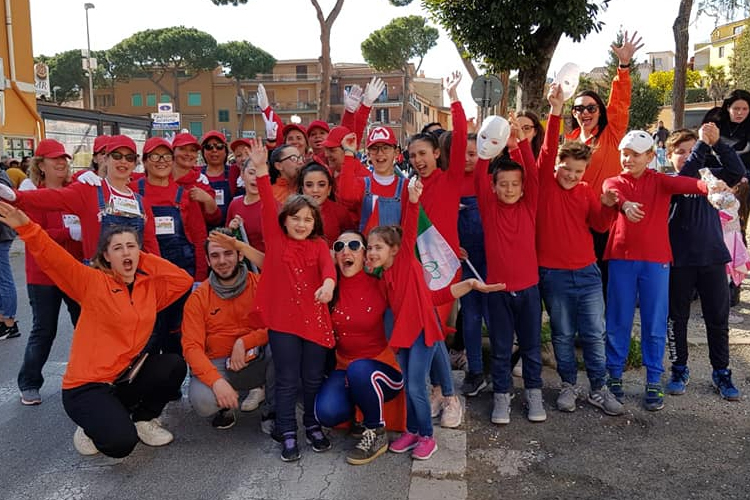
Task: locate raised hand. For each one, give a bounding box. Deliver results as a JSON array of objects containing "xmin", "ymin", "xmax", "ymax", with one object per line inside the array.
[
  {"xmin": 611, "ymin": 30, "xmax": 644, "ymax": 65},
  {"xmin": 256, "ymin": 84, "xmax": 270, "ymax": 111},
  {"xmin": 507, "ymin": 111, "xmax": 522, "ymax": 149},
  {"xmin": 0, "ymin": 201, "xmax": 29, "ymax": 227},
  {"xmin": 261, "ymin": 111, "xmax": 278, "ymax": 142},
  {"xmin": 362, "ymin": 77, "xmax": 386, "ymax": 107},
  {"xmin": 344, "ymin": 84, "xmax": 363, "ymax": 113},
  {"xmin": 208, "ymin": 229, "xmax": 241, "ymax": 251},
  {"xmin": 248, "ymin": 138, "xmax": 269, "ymax": 176},
  {"xmin": 699, "ymin": 122, "xmax": 720, "ymax": 146},
  {"xmin": 445, "ymin": 71, "xmax": 462, "ymax": 103},
  {"xmin": 408, "ymin": 176, "xmax": 423, "ymax": 203},
  {"xmin": 547, "ymin": 82, "xmax": 564, "ymax": 116},
  {"xmin": 341, "ymin": 132, "xmax": 358, "ymax": 155}
]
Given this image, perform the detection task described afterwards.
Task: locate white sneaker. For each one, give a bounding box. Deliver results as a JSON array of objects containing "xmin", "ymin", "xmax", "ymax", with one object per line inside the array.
[
  {"xmin": 241, "ymin": 386, "xmax": 265, "ymax": 412},
  {"xmin": 135, "ymin": 418, "xmax": 174, "ymax": 447},
  {"xmin": 440, "ymin": 395, "xmax": 464, "ymax": 428},
  {"xmin": 73, "ymin": 426, "xmax": 99, "ymax": 456},
  {"xmin": 429, "ymin": 386, "xmax": 444, "ymax": 418}
]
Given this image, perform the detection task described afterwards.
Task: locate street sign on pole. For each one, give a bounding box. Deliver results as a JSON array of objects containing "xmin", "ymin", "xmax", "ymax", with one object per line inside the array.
[
  {"xmin": 470, "ymin": 75, "xmax": 504, "ymax": 108},
  {"xmin": 151, "ymin": 112, "xmax": 180, "ymax": 130}
]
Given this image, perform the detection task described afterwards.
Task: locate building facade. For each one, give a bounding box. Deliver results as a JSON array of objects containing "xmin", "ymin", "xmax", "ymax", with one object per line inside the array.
[{"xmin": 693, "ymin": 17, "xmax": 748, "ymax": 75}]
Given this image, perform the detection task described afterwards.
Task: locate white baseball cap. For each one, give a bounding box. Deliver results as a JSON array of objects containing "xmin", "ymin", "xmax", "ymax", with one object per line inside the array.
[{"xmin": 618, "ymin": 130, "xmax": 654, "ymax": 154}]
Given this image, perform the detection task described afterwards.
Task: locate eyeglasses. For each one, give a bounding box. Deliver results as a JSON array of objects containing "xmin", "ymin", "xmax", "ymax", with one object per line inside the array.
[
  {"xmin": 203, "ymin": 143, "xmax": 226, "ymax": 151},
  {"xmin": 367, "ymin": 144, "xmax": 394, "ymax": 154},
  {"xmin": 333, "ymin": 240, "xmax": 363, "ymax": 253},
  {"xmin": 109, "ymin": 151, "xmax": 137, "ymax": 162},
  {"xmin": 279, "ymin": 154, "xmax": 304, "ymax": 163},
  {"xmin": 572, "ymin": 104, "xmax": 599, "ymax": 114},
  {"xmin": 147, "ymin": 153, "xmax": 174, "ymax": 162},
  {"xmin": 520, "ymin": 125, "xmax": 535, "ymax": 132}
]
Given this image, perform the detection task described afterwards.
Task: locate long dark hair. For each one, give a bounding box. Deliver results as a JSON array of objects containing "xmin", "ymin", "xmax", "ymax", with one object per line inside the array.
[
  {"xmin": 297, "ymin": 162, "xmax": 336, "ymax": 201},
  {"xmin": 518, "ymin": 110, "xmax": 545, "ymax": 158},
  {"xmin": 720, "ymin": 89, "xmax": 750, "ymax": 124},
  {"xmin": 570, "ymin": 90, "xmax": 608, "ymax": 140},
  {"xmin": 90, "ymin": 225, "xmax": 141, "ymax": 273}
]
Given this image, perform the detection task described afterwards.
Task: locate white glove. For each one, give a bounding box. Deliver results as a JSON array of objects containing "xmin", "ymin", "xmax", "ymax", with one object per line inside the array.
[
  {"xmin": 256, "ymin": 84, "xmax": 269, "ymax": 111},
  {"xmin": 0, "ymin": 183, "xmax": 16, "ymax": 202},
  {"xmin": 76, "ymin": 170, "xmax": 102, "ymax": 186},
  {"xmin": 68, "ymin": 224, "xmax": 82, "ymax": 242},
  {"xmin": 344, "ymin": 85, "xmax": 363, "ymax": 113},
  {"xmin": 236, "ymin": 175, "xmax": 245, "ymax": 188},
  {"xmin": 262, "ymin": 111, "xmax": 278, "ymax": 141},
  {"xmin": 362, "ymin": 77, "xmax": 386, "ymax": 107},
  {"xmin": 477, "ymin": 116, "xmax": 511, "ymax": 160},
  {"xmin": 197, "ymin": 173, "xmax": 210, "ymax": 185}
]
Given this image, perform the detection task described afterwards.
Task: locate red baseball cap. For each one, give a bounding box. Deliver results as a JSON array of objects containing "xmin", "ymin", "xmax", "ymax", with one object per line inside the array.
[
  {"xmin": 230, "ymin": 138, "xmax": 252, "ymax": 151},
  {"xmin": 143, "ymin": 137, "xmax": 173, "ymax": 156},
  {"xmin": 366, "ymin": 126, "xmax": 397, "ymax": 148},
  {"xmin": 93, "ymin": 135, "xmax": 109, "ymax": 154},
  {"xmin": 307, "ymin": 120, "xmax": 330, "ymax": 136},
  {"xmin": 321, "ymin": 126, "xmax": 351, "ymax": 148},
  {"xmin": 172, "ymin": 133, "xmax": 200, "ymax": 149},
  {"xmin": 106, "ymin": 135, "xmax": 137, "ymax": 154},
  {"xmin": 35, "ymin": 139, "xmax": 72, "ymax": 159},
  {"xmin": 283, "ymin": 123, "xmax": 307, "ymax": 139},
  {"xmin": 200, "ymin": 130, "xmax": 227, "ymax": 145}
]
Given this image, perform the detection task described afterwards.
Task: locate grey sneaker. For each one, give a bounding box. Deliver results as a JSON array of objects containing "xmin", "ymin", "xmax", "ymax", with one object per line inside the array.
[
  {"xmin": 346, "ymin": 427, "xmax": 388, "ymax": 465},
  {"xmin": 556, "ymin": 382, "xmax": 578, "ymax": 412},
  {"xmin": 491, "ymin": 393, "xmax": 512, "ymax": 424},
  {"xmin": 20, "ymin": 388, "xmax": 42, "ymax": 406},
  {"xmin": 588, "ymin": 386, "xmax": 625, "ymax": 416},
  {"xmin": 524, "ymin": 388, "xmax": 547, "ymax": 422}
]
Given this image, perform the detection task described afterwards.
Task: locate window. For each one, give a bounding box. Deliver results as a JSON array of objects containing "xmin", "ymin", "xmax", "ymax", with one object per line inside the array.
[
  {"xmin": 653, "ymin": 57, "xmax": 662, "ymax": 68},
  {"xmin": 423, "ymin": 105, "xmax": 430, "ymax": 117},
  {"xmin": 131, "ymin": 93, "xmax": 143, "ymax": 107},
  {"xmin": 218, "ymin": 109, "xmax": 230, "ymax": 122},
  {"xmin": 719, "ymin": 46, "xmax": 725, "ymax": 58},
  {"xmin": 298, "ymin": 89, "xmax": 310, "ymax": 107},
  {"xmin": 189, "ymin": 121, "xmax": 203, "ymax": 137},
  {"xmin": 146, "ymin": 93, "xmax": 157, "ymax": 107},
  {"xmin": 95, "ymin": 94, "xmax": 114, "ymax": 107},
  {"xmin": 376, "ymin": 108, "xmax": 389, "ymax": 123},
  {"xmin": 377, "ymin": 86, "xmax": 388, "ymax": 103},
  {"xmin": 160, "ymin": 94, "xmax": 171, "ymax": 103},
  {"xmin": 734, "ymin": 25, "xmax": 745, "ymax": 35},
  {"xmin": 296, "ymin": 65, "xmax": 308, "ymax": 78},
  {"xmin": 187, "ymin": 92, "xmax": 202, "ymax": 106}
]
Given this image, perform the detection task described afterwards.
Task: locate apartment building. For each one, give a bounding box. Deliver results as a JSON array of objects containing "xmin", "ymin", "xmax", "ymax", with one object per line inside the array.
[{"xmin": 693, "ymin": 17, "xmax": 748, "ymax": 75}]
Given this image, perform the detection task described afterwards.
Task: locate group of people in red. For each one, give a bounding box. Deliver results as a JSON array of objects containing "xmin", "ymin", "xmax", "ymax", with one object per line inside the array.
[{"xmin": 1, "ymin": 27, "xmax": 748, "ymax": 469}]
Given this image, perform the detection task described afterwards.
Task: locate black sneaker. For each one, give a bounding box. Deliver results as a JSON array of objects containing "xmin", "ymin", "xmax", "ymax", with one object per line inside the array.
[
  {"xmin": 0, "ymin": 322, "xmax": 20, "ymax": 340},
  {"xmin": 461, "ymin": 372, "xmax": 488, "ymax": 397},
  {"xmin": 305, "ymin": 426, "xmax": 332, "ymax": 452},
  {"xmin": 281, "ymin": 434, "xmax": 300, "ymax": 462},
  {"xmin": 211, "ymin": 409, "xmax": 236, "ymax": 430}
]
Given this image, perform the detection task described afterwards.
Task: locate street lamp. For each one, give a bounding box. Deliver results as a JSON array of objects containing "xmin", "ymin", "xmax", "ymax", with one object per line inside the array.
[
  {"xmin": 84, "ymin": 3, "xmax": 95, "ymax": 110},
  {"xmin": 53, "ymin": 86, "xmax": 61, "ymax": 103}
]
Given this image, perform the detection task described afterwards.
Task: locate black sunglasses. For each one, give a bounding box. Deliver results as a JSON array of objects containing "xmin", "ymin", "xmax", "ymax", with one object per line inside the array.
[
  {"xmin": 333, "ymin": 240, "xmax": 363, "ymax": 253},
  {"xmin": 109, "ymin": 151, "xmax": 137, "ymax": 162},
  {"xmin": 572, "ymin": 104, "xmax": 599, "ymax": 114},
  {"xmin": 203, "ymin": 143, "xmax": 226, "ymax": 151}
]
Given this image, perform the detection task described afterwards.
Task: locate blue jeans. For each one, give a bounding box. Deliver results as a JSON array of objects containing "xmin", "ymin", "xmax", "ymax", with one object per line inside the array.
[
  {"xmin": 0, "ymin": 240, "xmax": 17, "ymax": 319},
  {"xmin": 539, "ymin": 264, "xmax": 606, "ymax": 390},
  {"xmin": 487, "ymin": 286, "xmax": 542, "ymax": 393},
  {"xmin": 458, "ymin": 196, "xmax": 490, "ymax": 375},
  {"xmin": 268, "ymin": 330, "xmax": 328, "ymax": 435},
  {"xmin": 396, "ymin": 331, "xmax": 436, "ymax": 437},
  {"xmin": 606, "ymin": 260, "xmax": 670, "ymax": 384},
  {"xmin": 429, "ymin": 340, "xmax": 455, "ymax": 396},
  {"xmin": 18, "ymin": 284, "xmax": 81, "ymax": 391}
]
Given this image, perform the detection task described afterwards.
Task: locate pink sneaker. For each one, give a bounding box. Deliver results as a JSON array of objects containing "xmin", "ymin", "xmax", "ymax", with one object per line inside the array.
[
  {"xmin": 389, "ymin": 432, "xmax": 419, "ymax": 453},
  {"xmin": 411, "ymin": 436, "xmax": 438, "ymax": 460}
]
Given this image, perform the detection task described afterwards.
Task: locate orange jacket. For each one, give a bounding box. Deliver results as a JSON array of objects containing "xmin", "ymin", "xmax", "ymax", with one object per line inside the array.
[
  {"xmin": 181, "ymin": 274, "xmax": 268, "ymax": 387},
  {"xmin": 14, "ymin": 221, "xmax": 193, "ymax": 389},
  {"xmin": 567, "ymin": 67, "xmax": 632, "ymax": 196}
]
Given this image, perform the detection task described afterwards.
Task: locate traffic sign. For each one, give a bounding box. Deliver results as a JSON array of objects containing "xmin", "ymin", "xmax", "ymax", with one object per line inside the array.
[
  {"xmin": 470, "ymin": 75, "xmax": 503, "ymax": 108},
  {"xmin": 151, "ymin": 112, "xmax": 180, "ymax": 130}
]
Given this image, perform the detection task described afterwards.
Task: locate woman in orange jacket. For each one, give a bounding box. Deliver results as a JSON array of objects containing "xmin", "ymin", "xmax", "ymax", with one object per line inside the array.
[{"xmin": 0, "ymin": 201, "xmax": 193, "ymax": 459}]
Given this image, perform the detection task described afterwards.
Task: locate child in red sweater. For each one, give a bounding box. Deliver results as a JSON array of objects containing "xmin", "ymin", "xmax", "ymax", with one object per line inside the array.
[
  {"xmin": 247, "ymin": 139, "xmax": 337, "ymax": 463},
  {"xmin": 297, "ymin": 163, "xmax": 355, "ymax": 246}
]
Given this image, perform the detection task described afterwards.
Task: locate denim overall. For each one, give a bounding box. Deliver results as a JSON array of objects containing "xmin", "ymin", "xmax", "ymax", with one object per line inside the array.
[
  {"xmin": 97, "ymin": 185, "xmax": 145, "ymax": 240},
  {"xmin": 358, "ymin": 175, "xmax": 405, "ymax": 232},
  {"xmin": 202, "ymin": 164, "xmax": 231, "ymax": 227}
]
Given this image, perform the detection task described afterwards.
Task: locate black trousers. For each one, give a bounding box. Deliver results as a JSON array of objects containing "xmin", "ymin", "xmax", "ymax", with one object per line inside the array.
[
  {"xmin": 62, "ymin": 353, "xmax": 186, "ymax": 458},
  {"xmin": 667, "ymin": 265, "xmax": 730, "ymax": 370}
]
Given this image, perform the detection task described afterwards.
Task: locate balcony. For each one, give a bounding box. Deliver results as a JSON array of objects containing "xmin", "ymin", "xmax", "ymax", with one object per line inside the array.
[
  {"xmin": 250, "ymin": 73, "xmax": 322, "ymax": 83},
  {"xmin": 240, "ymin": 101, "xmax": 319, "ymax": 113}
]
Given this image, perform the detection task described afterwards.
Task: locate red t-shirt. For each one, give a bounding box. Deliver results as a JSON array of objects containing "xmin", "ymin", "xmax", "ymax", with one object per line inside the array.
[
  {"xmin": 331, "ymin": 271, "xmax": 388, "ymax": 360},
  {"xmin": 320, "ymin": 199, "xmax": 356, "ymax": 247},
  {"xmin": 226, "ymin": 196, "xmax": 269, "ymax": 253}
]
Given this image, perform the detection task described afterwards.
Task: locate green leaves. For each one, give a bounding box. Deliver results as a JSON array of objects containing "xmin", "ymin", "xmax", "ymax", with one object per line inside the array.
[
  {"xmin": 361, "ymin": 15, "xmax": 438, "ymax": 72},
  {"xmin": 217, "ymin": 41, "xmax": 276, "ymax": 81},
  {"xmin": 35, "ymin": 50, "xmax": 87, "ymax": 104},
  {"xmin": 731, "ymin": 21, "xmax": 750, "ymax": 91}
]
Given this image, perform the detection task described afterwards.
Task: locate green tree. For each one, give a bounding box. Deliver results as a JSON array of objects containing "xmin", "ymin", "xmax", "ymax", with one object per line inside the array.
[
  {"xmin": 107, "ymin": 27, "xmax": 219, "ymax": 111},
  {"xmin": 217, "ymin": 41, "xmax": 276, "ymax": 136},
  {"xmin": 36, "ymin": 50, "xmax": 87, "ymax": 104},
  {"xmin": 211, "ymin": 0, "xmax": 345, "ymax": 123},
  {"xmin": 730, "ymin": 22, "xmax": 750, "ymax": 90},
  {"xmin": 704, "ymin": 64, "xmax": 732, "ymax": 104},
  {"xmin": 394, "ymin": 0, "xmax": 609, "ymax": 117},
  {"xmin": 361, "ymin": 15, "xmax": 438, "ymax": 133}
]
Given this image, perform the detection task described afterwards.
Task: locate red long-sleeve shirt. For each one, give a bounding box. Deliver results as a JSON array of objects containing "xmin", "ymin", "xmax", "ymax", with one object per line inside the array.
[
  {"xmin": 536, "ymin": 115, "xmax": 617, "ymax": 269},
  {"xmin": 383, "ymin": 199, "xmax": 443, "ymax": 349},
  {"xmin": 15, "ymin": 182, "xmax": 160, "ymax": 259},
  {"xmin": 341, "ymin": 104, "xmax": 372, "ymax": 148},
  {"xmin": 475, "ymin": 139, "xmax": 539, "ymax": 291},
  {"xmin": 419, "ymin": 101, "xmax": 467, "ymax": 255},
  {"xmin": 24, "ymin": 202, "xmax": 84, "ymax": 286},
  {"xmin": 253, "ymin": 175, "xmax": 336, "ymax": 347},
  {"xmin": 175, "ymin": 167, "xmax": 222, "ymax": 227},
  {"xmin": 226, "ymin": 196, "xmax": 268, "ymax": 252},
  {"xmin": 320, "ymin": 199, "xmax": 355, "ymax": 247},
  {"xmin": 603, "ymin": 169, "xmax": 708, "ymax": 263},
  {"xmin": 129, "ymin": 179, "xmax": 209, "ymax": 281},
  {"xmin": 181, "ymin": 274, "xmax": 268, "ymax": 387}
]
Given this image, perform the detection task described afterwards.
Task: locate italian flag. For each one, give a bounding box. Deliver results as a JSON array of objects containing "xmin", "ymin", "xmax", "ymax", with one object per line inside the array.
[{"xmin": 416, "ymin": 207, "xmax": 460, "ymax": 290}]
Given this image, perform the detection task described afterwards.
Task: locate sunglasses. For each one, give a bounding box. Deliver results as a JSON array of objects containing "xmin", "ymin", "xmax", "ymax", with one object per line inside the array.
[
  {"xmin": 109, "ymin": 151, "xmax": 137, "ymax": 162},
  {"xmin": 333, "ymin": 240, "xmax": 363, "ymax": 253},
  {"xmin": 279, "ymin": 154, "xmax": 304, "ymax": 163},
  {"xmin": 203, "ymin": 143, "xmax": 226, "ymax": 151},
  {"xmin": 572, "ymin": 104, "xmax": 599, "ymax": 114},
  {"xmin": 147, "ymin": 153, "xmax": 174, "ymax": 162}
]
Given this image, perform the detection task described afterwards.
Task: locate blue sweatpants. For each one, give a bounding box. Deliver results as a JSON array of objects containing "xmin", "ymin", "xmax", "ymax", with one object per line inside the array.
[{"xmin": 606, "ymin": 259, "xmax": 670, "ymax": 384}]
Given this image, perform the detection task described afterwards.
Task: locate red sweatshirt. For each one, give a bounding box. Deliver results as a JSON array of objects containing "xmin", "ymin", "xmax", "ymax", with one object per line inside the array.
[
  {"xmin": 226, "ymin": 196, "xmax": 269, "ymax": 253},
  {"xmin": 603, "ymin": 169, "xmax": 708, "ymax": 263},
  {"xmin": 253, "ymin": 175, "xmax": 336, "ymax": 347},
  {"xmin": 341, "ymin": 104, "xmax": 372, "ymax": 148},
  {"xmin": 15, "ymin": 182, "xmax": 160, "ymax": 259},
  {"xmin": 320, "ymin": 198, "xmax": 355, "ymax": 247},
  {"xmin": 419, "ymin": 101, "xmax": 467, "ymax": 255},
  {"xmin": 536, "ymin": 115, "xmax": 617, "ymax": 269},
  {"xmin": 24, "ymin": 201, "xmax": 84, "ymax": 286},
  {"xmin": 474, "ymin": 139, "xmax": 539, "ymax": 291},
  {"xmin": 175, "ymin": 167, "xmax": 222, "ymax": 227},
  {"xmin": 383, "ymin": 199, "xmax": 443, "ymax": 349},
  {"xmin": 129, "ymin": 179, "xmax": 209, "ymax": 281}
]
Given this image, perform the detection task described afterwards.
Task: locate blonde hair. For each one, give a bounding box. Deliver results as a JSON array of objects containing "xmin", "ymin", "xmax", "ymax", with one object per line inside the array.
[{"xmin": 29, "ymin": 156, "xmax": 72, "ymax": 187}]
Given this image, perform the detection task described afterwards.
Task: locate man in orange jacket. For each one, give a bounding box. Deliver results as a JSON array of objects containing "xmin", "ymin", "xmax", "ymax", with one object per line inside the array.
[{"xmin": 182, "ymin": 228, "xmax": 273, "ymax": 431}]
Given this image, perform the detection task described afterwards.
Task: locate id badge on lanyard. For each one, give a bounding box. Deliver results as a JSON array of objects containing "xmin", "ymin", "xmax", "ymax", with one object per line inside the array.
[{"xmin": 110, "ymin": 194, "xmax": 142, "ymax": 217}]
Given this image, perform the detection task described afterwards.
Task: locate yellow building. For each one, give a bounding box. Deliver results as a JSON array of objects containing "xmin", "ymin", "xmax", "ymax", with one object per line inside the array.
[
  {"xmin": 693, "ymin": 17, "xmax": 748, "ymax": 76},
  {"xmin": 0, "ymin": 0, "xmax": 43, "ymax": 159}
]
